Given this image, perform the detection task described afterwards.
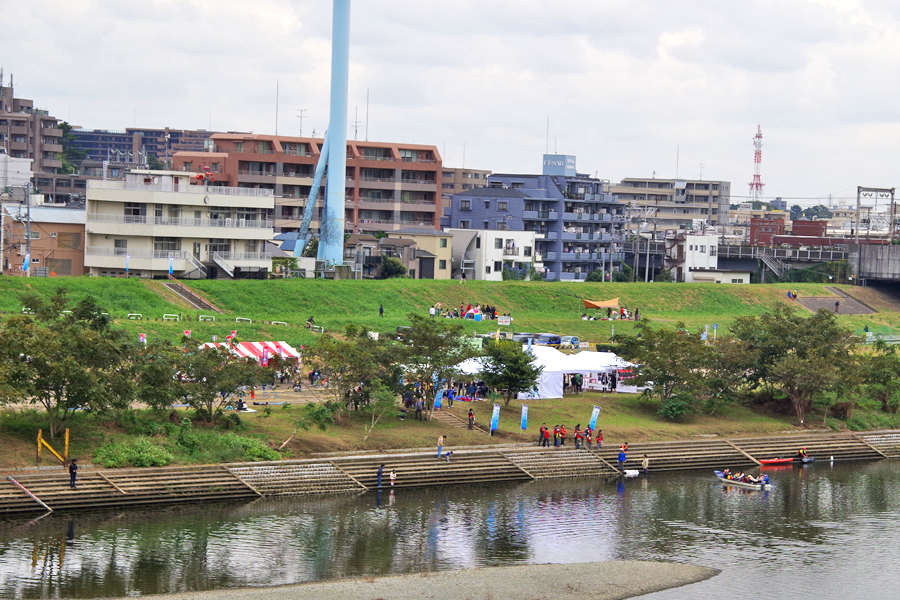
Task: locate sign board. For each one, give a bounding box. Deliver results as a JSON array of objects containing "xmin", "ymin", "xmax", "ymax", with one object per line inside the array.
[
  {"xmin": 542, "ymin": 154, "xmax": 577, "ymax": 177},
  {"xmin": 497, "ymin": 316, "xmax": 511, "ymax": 326},
  {"xmin": 579, "ymin": 342, "xmax": 590, "ymax": 349}
]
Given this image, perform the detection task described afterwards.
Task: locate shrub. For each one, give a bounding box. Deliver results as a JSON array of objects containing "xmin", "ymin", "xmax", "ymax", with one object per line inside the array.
[
  {"xmin": 221, "ymin": 433, "xmax": 280, "ymax": 462},
  {"xmin": 176, "ymin": 418, "xmax": 201, "ymax": 452},
  {"xmin": 657, "ymin": 395, "xmax": 694, "ymax": 421},
  {"xmin": 93, "ymin": 438, "xmax": 174, "ymax": 468}
]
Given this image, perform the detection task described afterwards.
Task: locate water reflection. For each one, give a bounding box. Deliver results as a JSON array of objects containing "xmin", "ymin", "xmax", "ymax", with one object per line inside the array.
[{"xmin": 2, "ymin": 461, "xmax": 900, "ymax": 598}]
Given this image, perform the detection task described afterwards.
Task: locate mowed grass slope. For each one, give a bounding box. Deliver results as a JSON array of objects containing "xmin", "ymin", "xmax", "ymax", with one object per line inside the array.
[{"xmin": 0, "ymin": 278, "xmax": 856, "ymax": 347}]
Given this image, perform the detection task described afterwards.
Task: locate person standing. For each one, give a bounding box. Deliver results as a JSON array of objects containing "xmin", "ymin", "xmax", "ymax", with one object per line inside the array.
[
  {"xmin": 560, "ymin": 425, "xmax": 568, "ymax": 446},
  {"xmin": 574, "ymin": 425, "xmax": 583, "ymax": 449},
  {"xmin": 379, "ymin": 304, "xmax": 384, "ymax": 317},
  {"xmin": 446, "ymin": 388, "xmax": 454, "ymax": 408},
  {"xmin": 460, "ymin": 271, "xmax": 467, "ymax": 284},
  {"xmin": 468, "ymin": 408, "xmax": 475, "ymax": 430},
  {"xmin": 390, "ymin": 469, "xmax": 397, "ymax": 486},
  {"xmin": 618, "ymin": 447, "xmax": 627, "ymax": 470},
  {"xmin": 597, "ymin": 429, "xmax": 604, "ymax": 448},
  {"xmin": 377, "ymin": 464, "xmax": 385, "ymax": 488},
  {"xmin": 437, "ymin": 435, "xmax": 445, "ymax": 459},
  {"xmin": 542, "ymin": 424, "xmax": 551, "ymax": 447},
  {"xmin": 835, "ymin": 300, "xmax": 840, "ymax": 313},
  {"xmin": 641, "ymin": 454, "xmax": 650, "ymax": 474},
  {"xmin": 69, "ymin": 459, "xmax": 78, "ymax": 489},
  {"xmin": 539, "ymin": 423, "xmax": 547, "ymax": 445},
  {"xmin": 610, "ymin": 371, "xmax": 618, "ymax": 394},
  {"xmin": 585, "ymin": 426, "xmax": 593, "ymax": 450},
  {"xmin": 429, "ymin": 305, "xmax": 436, "ymax": 319}
]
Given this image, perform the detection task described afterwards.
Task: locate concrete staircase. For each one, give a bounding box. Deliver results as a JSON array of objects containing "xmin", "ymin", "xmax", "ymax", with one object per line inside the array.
[
  {"xmin": 594, "ymin": 439, "xmax": 754, "ymax": 472},
  {"xmin": 227, "ymin": 462, "xmax": 365, "ymax": 495},
  {"xmin": 165, "ymin": 276, "xmax": 221, "ymax": 312},
  {"xmin": 1, "ymin": 465, "xmax": 257, "ymax": 514},
  {"xmin": 857, "ymin": 431, "xmax": 900, "ymax": 457},
  {"xmin": 431, "ymin": 409, "xmax": 488, "ymax": 434},
  {"xmin": 731, "ymin": 433, "xmax": 886, "ymax": 462},
  {"xmin": 504, "ymin": 449, "xmax": 618, "ymax": 478},
  {"xmin": 332, "ymin": 451, "xmax": 531, "ymax": 489}
]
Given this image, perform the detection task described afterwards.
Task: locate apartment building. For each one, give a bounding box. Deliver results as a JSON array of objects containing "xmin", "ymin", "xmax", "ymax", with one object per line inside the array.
[
  {"xmin": 172, "ymin": 134, "xmax": 442, "ymax": 236},
  {"xmin": 0, "ymin": 79, "xmax": 84, "ymax": 204},
  {"xmin": 384, "ymin": 228, "xmax": 454, "ymax": 279},
  {"xmin": 445, "ymin": 228, "xmax": 541, "ymax": 281},
  {"xmin": 84, "ymin": 170, "xmax": 274, "ymax": 278},
  {"xmin": 442, "ymin": 156, "xmax": 625, "ymax": 281},
  {"xmin": 440, "ymin": 167, "xmax": 491, "ymax": 206},
  {"xmin": 1, "ymin": 203, "xmax": 86, "ymax": 276},
  {"xmin": 610, "ymin": 177, "xmax": 731, "ymax": 230},
  {"xmin": 70, "ymin": 127, "xmax": 215, "ymax": 163}
]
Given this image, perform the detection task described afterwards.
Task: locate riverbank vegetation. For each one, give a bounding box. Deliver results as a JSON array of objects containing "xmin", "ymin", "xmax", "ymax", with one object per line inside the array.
[{"xmin": 1, "ymin": 278, "xmax": 900, "ymax": 470}]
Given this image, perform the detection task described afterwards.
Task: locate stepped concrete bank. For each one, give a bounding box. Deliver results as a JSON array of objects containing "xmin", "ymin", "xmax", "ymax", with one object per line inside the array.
[{"xmin": 0, "ymin": 431, "xmax": 893, "ymax": 515}]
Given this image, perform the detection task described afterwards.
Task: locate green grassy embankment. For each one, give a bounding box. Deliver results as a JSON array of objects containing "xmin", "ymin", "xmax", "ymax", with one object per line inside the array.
[{"xmin": 0, "ymin": 277, "xmax": 898, "ymax": 470}]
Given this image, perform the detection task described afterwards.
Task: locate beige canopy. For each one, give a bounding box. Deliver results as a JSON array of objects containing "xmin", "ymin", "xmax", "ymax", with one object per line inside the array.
[{"xmin": 582, "ymin": 298, "xmax": 620, "ymax": 309}]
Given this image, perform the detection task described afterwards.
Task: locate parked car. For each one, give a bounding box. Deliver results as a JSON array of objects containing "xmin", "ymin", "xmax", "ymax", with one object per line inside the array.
[
  {"xmin": 534, "ymin": 333, "xmax": 562, "ymax": 348},
  {"xmin": 560, "ymin": 335, "xmax": 581, "ymax": 349},
  {"xmin": 395, "ymin": 326, "xmax": 413, "ymax": 340},
  {"xmin": 512, "ymin": 332, "xmax": 537, "ymax": 343}
]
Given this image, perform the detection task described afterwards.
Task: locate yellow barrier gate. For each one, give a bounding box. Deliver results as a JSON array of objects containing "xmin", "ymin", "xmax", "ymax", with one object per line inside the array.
[{"xmin": 37, "ymin": 429, "xmax": 68, "ymax": 465}]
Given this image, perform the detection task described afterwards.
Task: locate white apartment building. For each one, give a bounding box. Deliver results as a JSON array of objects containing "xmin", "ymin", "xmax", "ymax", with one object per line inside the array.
[
  {"xmin": 666, "ymin": 232, "xmax": 749, "ymax": 283},
  {"xmin": 85, "ymin": 170, "xmax": 274, "ymax": 278},
  {"xmin": 446, "ymin": 228, "xmax": 543, "ymax": 281}
]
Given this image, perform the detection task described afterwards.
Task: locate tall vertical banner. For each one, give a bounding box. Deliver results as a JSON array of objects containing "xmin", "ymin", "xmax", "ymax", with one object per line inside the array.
[
  {"xmin": 490, "ymin": 404, "xmax": 501, "ymax": 432},
  {"xmin": 22, "ymin": 252, "xmax": 30, "ymax": 275},
  {"xmin": 125, "ymin": 253, "xmax": 130, "ymax": 274},
  {"xmin": 168, "ymin": 254, "xmax": 174, "ymax": 275},
  {"xmin": 434, "ymin": 387, "xmax": 444, "ymax": 409},
  {"xmin": 521, "ymin": 404, "xmax": 528, "ymax": 430},
  {"xmin": 589, "ymin": 405, "xmax": 601, "ymax": 430}
]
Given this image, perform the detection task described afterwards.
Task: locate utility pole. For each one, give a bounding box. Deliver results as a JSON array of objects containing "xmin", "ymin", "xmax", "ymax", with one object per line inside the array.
[
  {"xmin": 644, "ymin": 226, "xmax": 651, "ymax": 282},
  {"xmin": 296, "ymin": 108, "xmax": 307, "ymax": 137},
  {"xmin": 24, "ymin": 181, "xmax": 31, "ymax": 277}
]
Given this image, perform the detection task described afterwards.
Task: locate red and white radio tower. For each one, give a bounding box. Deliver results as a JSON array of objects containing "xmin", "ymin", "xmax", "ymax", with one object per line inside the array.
[{"xmin": 748, "ymin": 125, "xmax": 765, "ymax": 203}]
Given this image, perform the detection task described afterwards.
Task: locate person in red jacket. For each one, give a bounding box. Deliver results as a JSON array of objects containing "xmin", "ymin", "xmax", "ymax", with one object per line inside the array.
[
  {"xmin": 597, "ymin": 429, "xmax": 604, "ymax": 448},
  {"xmin": 574, "ymin": 425, "xmax": 584, "ymax": 449},
  {"xmin": 560, "ymin": 425, "xmax": 568, "ymax": 446},
  {"xmin": 585, "ymin": 426, "xmax": 593, "ymax": 450},
  {"xmin": 542, "ymin": 424, "xmax": 551, "ymax": 447}
]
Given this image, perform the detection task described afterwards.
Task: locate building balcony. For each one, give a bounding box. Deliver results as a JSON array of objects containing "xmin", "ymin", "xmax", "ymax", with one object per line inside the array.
[
  {"xmin": 544, "ymin": 251, "xmax": 558, "ymax": 261},
  {"xmin": 502, "ymin": 247, "xmax": 520, "ymax": 256},
  {"xmin": 88, "ymin": 180, "xmax": 275, "ymax": 210},
  {"xmin": 42, "ymin": 159, "xmax": 63, "ymax": 169},
  {"xmin": 523, "ymin": 210, "xmax": 559, "ymax": 221},
  {"xmin": 87, "ymin": 213, "xmax": 274, "ymax": 229},
  {"xmin": 360, "ymin": 176, "xmax": 397, "ymax": 183},
  {"xmin": 561, "ymin": 251, "xmax": 599, "ymax": 261},
  {"xmin": 237, "ymin": 170, "xmax": 276, "ymax": 176},
  {"xmin": 358, "ymin": 197, "xmax": 396, "ymax": 205},
  {"xmin": 559, "ymin": 272, "xmax": 587, "ymax": 281}
]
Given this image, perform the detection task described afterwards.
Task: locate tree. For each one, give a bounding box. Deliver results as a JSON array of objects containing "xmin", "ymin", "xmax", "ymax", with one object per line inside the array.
[
  {"xmin": 790, "ymin": 205, "xmax": 803, "ymax": 220},
  {"xmin": 803, "ymin": 205, "xmax": 833, "ymax": 220},
  {"xmin": 0, "ymin": 290, "xmax": 132, "ymax": 437},
  {"xmin": 58, "ymin": 121, "xmax": 87, "ymax": 175},
  {"xmin": 381, "ymin": 256, "xmax": 407, "ymax": 279},
  {"xmin": 655, "ymin": 268, "xmax": 675, "ymax": 283},
  {"xmin": 614, "ymin": 321, "xmax": 713, "ymax": 418},
  {"xmin": 860, "ymin": 342, "xmax": 900, "ymax": 414},
  {"xmin": 770, "ymin": 353, "xmax": 840, "ymax": 425},
  {"xmin": 612, "ymin": 265, "xmax": 632, "ymax": 282},
  {"xmin": 479, "ymin": 340, "xmax": 543, "ymax": 407},
  {"xmin": 174, "ymin": 345, "xmax": 262, "ymax": 423},
  {"xmin": 585, "ymin": 270, "xmax": 604, "ymax": 282},
  {"xmin": 301, "ymin": 237, "xmax": 318, "ymax": 258},
  {"xmin": 360, "ymin": 380, "xmax": 399, "ymax": 442},
  {"xmin": 147, "ymin": 154, "xmax": 165, "ymax": 170},
  {"xmin": 399, "ymin": 314, "xmax": 478, "ymax": 419}
]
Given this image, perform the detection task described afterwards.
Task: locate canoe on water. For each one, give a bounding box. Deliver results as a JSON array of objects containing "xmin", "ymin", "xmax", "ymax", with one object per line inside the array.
[
  {"xmin": 759, "ymin": 457, "xmax": 794, "ymax": 465},
  {"xmin": 714, "ymin": 470, "xmax": 771, "ymax": 491}
]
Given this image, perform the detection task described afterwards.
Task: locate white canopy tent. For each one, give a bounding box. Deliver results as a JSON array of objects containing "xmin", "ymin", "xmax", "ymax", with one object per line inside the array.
[{"xmin": 456, "ymin": 346, "xmax": 635, "ymax": 400}]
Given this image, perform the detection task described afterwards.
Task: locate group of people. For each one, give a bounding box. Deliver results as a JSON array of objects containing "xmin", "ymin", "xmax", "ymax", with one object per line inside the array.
[
  {"xmin": 427, "ymin": 303, "xmax": 511, "ymax": 320},
  {"xmin": 719, "ymin": 469, "xmax": 769, "ymax": 485},
  {"xmin": 538, "ymin": 423, "xmax": 604, "ymax": 450},
  {"xmin": 580, "ymin": 306, "xmax": 641, "ymax": 321}
]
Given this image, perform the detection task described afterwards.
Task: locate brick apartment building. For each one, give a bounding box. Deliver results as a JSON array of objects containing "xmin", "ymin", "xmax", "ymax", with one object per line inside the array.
[{"xmin": 172, "ymin": 134, "xmax": 442, "ymax": 235}]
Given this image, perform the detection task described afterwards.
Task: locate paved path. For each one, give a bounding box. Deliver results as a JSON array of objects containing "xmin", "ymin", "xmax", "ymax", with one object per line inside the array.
[
  {"xmin": 796, "ymin": 291, "xmax": 874, "ymax": 315},
  {"xmin": 113, "ymin": 561, "xmax": 719, "ymax": 600}
]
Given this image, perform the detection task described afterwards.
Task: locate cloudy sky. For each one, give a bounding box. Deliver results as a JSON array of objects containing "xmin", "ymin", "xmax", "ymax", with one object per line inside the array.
[{"xmin": 3, "ymin": 0, "xmax": 899, "ymax": 207}]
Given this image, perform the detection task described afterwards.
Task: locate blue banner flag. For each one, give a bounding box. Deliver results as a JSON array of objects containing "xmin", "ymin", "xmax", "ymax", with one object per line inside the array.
[
  {"xmin": 22, "ymin": 252, "xmax": 30, "ymax": 274},
  {"xmin": 521, "ymin": 404, "xmax": 528, "ymax": 430},
  {"xmin": 125, "ymin": 253, "xmax": 130, "ymax": 273},
  {"xmin": 490, "ymin": 404, "xmax": 500, "ymax": 432},
  {"xmin": 434, "ymin": 387, "xmax": 444, "ymax": 409},
  {"xmin": 168, "ymin": 254, "xmax": 174, "ymax": 275},
  {"xmin": 589, "ymin": 405, "xmax": 601, "ymax": 430}
]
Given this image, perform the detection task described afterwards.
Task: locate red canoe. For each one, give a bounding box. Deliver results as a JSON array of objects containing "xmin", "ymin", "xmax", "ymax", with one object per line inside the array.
[{"xmin": 759, "ymin": 457, "xmax": 794, "ymax": 465}]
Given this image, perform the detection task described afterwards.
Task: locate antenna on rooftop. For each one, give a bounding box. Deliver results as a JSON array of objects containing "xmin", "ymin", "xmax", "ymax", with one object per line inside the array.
[{"xmin": 748, "ymin": 125, "xmax": 765, "ymax": 203}]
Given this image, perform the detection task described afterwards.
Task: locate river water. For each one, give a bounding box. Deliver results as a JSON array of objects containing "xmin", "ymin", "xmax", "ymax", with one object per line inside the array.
[{"xmin": 1, "ymin": 459, "xmax": 899, "ymax": 599}]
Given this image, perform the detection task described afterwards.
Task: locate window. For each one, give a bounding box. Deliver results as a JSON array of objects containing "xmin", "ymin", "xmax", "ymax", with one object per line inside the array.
[
  {"xmin": 483, "ymin": 221, "xmax": 490, "ymax": 229},
  {"xmin": 494, "ymin": 261, "xmax": 503, "ymax": 272},
  {"xmin": 29, "ymin": 231, "xmax": 40, "ymax": 239},
  {"xmin": 710, "ymin": 246, "xmax": 717, "ymax": 256},
  {"xmin": 459, "ymin": 220, "xmax": 470, "ymax": 229},
  {"xmin": 57, "ymin": 232, "xmax": 82, "ymax": 251},
  {"xmin": 439, "ymin": 259, "xmax": 447, "ymax": 270},
  {"xmin": 498, "ymin": 201, "xmax": 508, "ymax": 211},
  {"xmin": 234, "ymin": 142, "xmax": 244, "ymax": 153},
  {"xmin": 475, "ymin": 236, "xmax": 481, "ymax": 248},
  {"xmin": 494, "ymin": 238, "xmax": 503, "ymax": 249},
  {"xmin": 484, "ymin": 200, "xmax": 490, "ymax": 209},
  {"xmin": 124, "ymin": 202, "xmax": 146, "ymax": 219},
  {"xmin": 114, "ymin": 239, "xmax": 128, "ymax": 256},
  {"xmin": 731, "ymin": 278, "xmax": 744, "ymax": 283},
  {"xmin": 183, "ymin": 161, "xmax": 192, "ymax": 171},
  {"xmin": 460, "ymin": 200, "xmax": 471, "ymax": 210},
  {"xmin": 439, "ymin": 238, "xmax": 448, "ymax": 248},
  {"xmin": 699, "ymin": 245, "xmax": 706, "ymax": 253},
  {"xmin": 524, "ymin": 246, "xmax": 532, "ymax": 257},
  {"xmin": 154, "ymin": 237, "xmax": 180, "ymax": 252},
  {"xmin": 486, "ymin": 266, "xmax": 491, "ymax": 274},
  {"xmin": 512, "ymin": 182, "xmax": 523, "ymax": 189}
]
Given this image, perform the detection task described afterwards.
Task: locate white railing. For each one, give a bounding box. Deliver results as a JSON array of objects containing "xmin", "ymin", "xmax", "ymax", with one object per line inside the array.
[
  {"xmin": 87, "ymin": 213, "xmax": 274, "ymax": 229},
  {"xmin": 212, "ymin": 252, "xmax": 235, "ymax": 277},
  {"xmin": 184, "ymin": 252, "xmax": 207, "ymax": 277},
  {"xmin": 86, "ymin": 247, "xmax": 188, "ymax": 260},
  {"xmin": 209, "ymin": 251, "xmax": 272, "ymax": 261},
  {"xmin": 90, "ymin": 180, "xmax": 274, "ymax": 197}
]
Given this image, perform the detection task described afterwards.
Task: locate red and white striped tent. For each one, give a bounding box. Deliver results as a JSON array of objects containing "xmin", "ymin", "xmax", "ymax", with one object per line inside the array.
[{"xmin": 199, "ymin": 341, "xmax": 301, "ymax": 363}]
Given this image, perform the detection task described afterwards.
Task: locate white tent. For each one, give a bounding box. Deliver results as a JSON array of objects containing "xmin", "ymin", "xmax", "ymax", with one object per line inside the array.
[{"xmin": 456, "ymin": 346, "xmax": 633, "ymax": 400}]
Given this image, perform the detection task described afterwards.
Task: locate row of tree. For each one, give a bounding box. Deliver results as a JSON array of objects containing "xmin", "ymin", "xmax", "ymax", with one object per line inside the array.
[
  {"xmin": 615, "ymin": 303, "xmax": 898, "ymax": 424},
  {"xmin": 0, "ymin": 290, "xmax": 284, "ymax": 437}
]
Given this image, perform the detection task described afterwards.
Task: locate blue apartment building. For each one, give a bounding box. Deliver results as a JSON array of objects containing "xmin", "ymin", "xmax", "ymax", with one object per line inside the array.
[{"xmin": 441, "ymin": 155, "xmax": 626, "ymax": 281}]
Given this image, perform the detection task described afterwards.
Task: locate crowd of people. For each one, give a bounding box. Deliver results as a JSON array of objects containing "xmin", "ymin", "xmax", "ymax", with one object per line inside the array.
[
  {"xmin": 428, "ymin": 303, "xmax": 511, "ymax": 320},
  {"xmin": 538, "ymin": 423, "xmax": 604, "ymax": 450},
  {"xmin": 580, "ymin": 306, "xmax": 640, "ymax": 321}
]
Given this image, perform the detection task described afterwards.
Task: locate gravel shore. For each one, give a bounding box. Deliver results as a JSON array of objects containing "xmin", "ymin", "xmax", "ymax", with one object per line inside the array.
[{"xmin": 124, "ymin": 561, "xmax": 719, "ymax": 600}]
